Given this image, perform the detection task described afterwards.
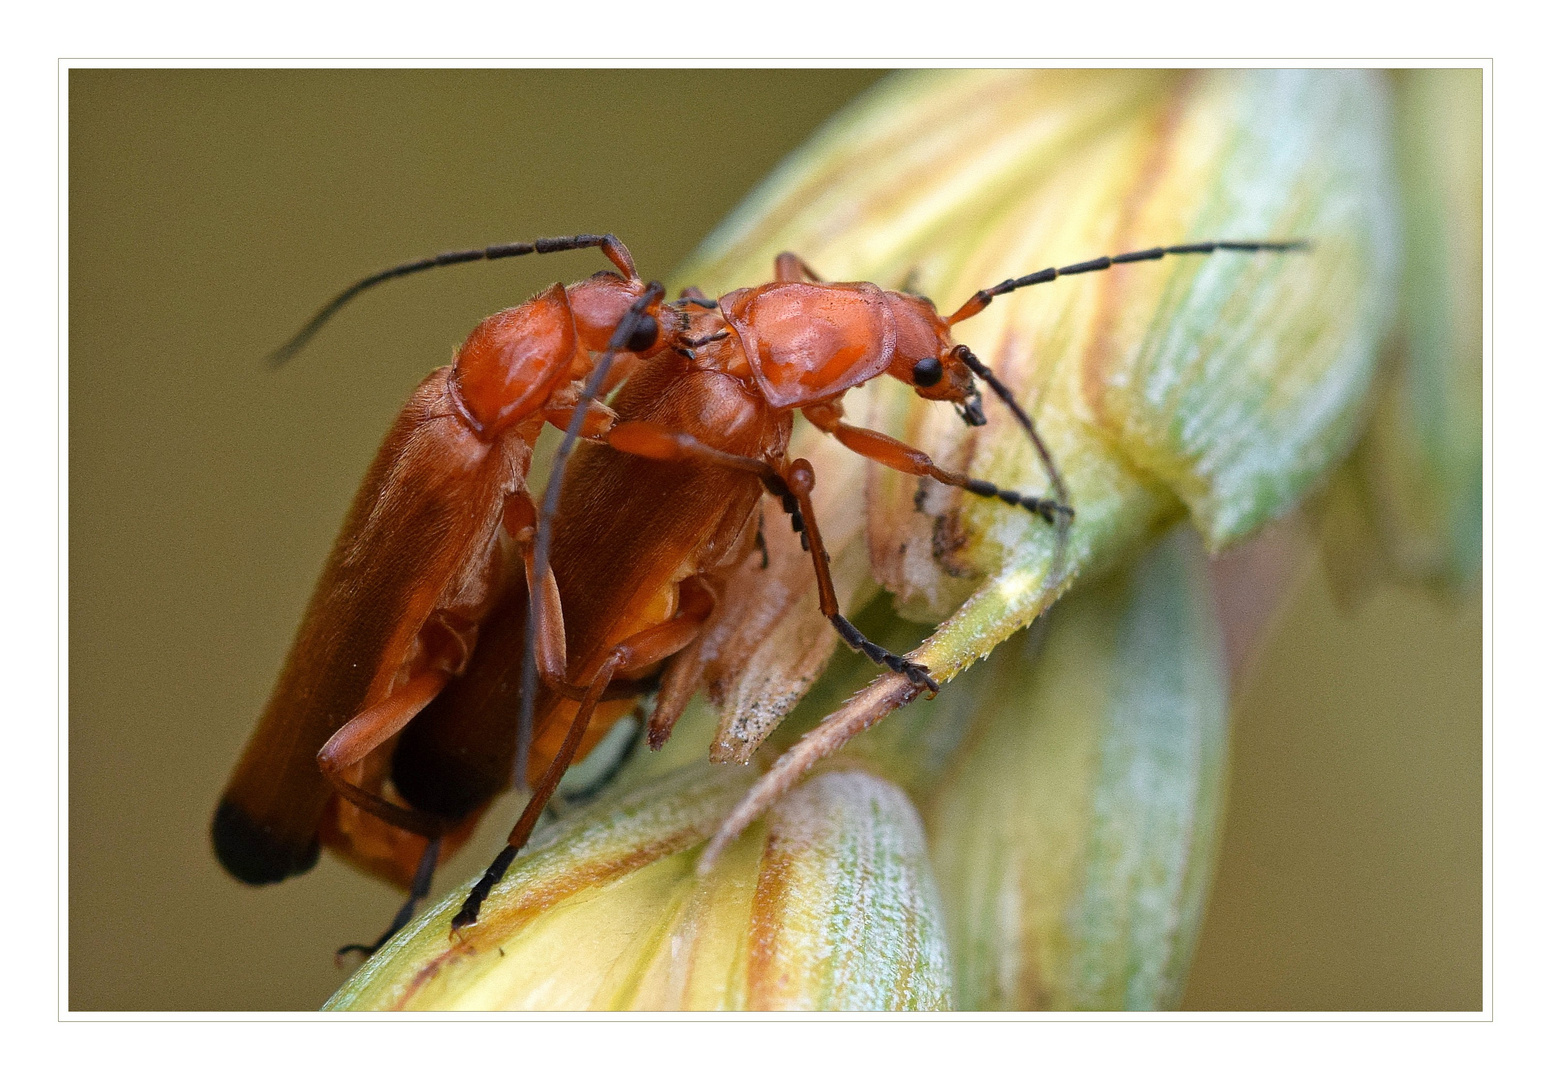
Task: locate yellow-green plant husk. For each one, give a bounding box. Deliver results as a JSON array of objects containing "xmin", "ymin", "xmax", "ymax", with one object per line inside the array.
[
  {"xmin": 1333, "ymin": 69, "xmax": 1483, "ymax": 590},
  {"xmin": 327, "ymin": 767, "xmax": 950, "ymax": 1010},
  {"xmin": 923, "ymin": 526, "xmax": 1228, "ymax": 1009}
]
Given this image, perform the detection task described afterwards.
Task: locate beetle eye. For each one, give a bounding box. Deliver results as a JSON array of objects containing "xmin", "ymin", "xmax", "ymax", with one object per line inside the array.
[
  {"xmin": 911, "ymin": 356, "xmax": 943, "ymax": 387},
  {"xmin": 625, "ymin": 315, "xmax": 659, "ymax": 353}
]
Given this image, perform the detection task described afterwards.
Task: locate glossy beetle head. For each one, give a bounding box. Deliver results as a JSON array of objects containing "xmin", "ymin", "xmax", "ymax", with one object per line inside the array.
[
  {"xmin": 882, "ymin": 292, "xmax": 985, "ymax": 425},
  {"xmin": 567, "ymin": 272, "xmax": 673, "ymax": 358}
]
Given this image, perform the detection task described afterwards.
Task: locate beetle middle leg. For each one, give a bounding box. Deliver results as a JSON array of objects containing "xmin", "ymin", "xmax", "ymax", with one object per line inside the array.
[
  {"xmin": 601, "ymin": 421, "xmax": 938, "ymax": 691},
  {"xmin": 556, "ymin": 716, "xmax": 645, "ymax": 806},
  {"xmin": 316, "ymin": 665, "xmax": 461, "ymax": 958},
  {"xmin": 754, "ymin": 511, "xmax": 769, "ymax": 569}
]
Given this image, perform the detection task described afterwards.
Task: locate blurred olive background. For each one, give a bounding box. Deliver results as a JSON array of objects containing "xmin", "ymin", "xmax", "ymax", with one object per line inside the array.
[{"xmin": 68, "ymin": 69, "xmax": 1481, "ymax": 1012}]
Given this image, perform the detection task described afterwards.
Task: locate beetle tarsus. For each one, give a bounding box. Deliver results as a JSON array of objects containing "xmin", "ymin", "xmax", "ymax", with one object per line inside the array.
[
  {"xmin": 1021, "ymin": 496, "xmax": 1075, "ymax": 525},
  {"xmin": 452, "ymin": 845, "xmax": 518, "ymax": 932},
  {"xmin": 898, "ymin": 659, "xmax": 939, "ymax": 693},
  {"xmin": 335, "ymin": 834, "xmax": 442, "ymax": 961},
  {"xmin": 828, "ymin": 613, "xmax": 940, "ymax": 693}
]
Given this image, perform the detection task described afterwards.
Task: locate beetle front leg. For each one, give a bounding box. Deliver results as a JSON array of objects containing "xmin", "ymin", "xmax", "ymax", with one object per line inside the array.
[
  {"xmin": 541, "ymin": 385, "xmax": 621, "ymax": 438},
  {"xmin": 782, "ymin": 458, "xmax": 939, "ymax": 693},
  {"xmin": 802, "ymin": 406, "xmax": 1074, "ymax": 525}
]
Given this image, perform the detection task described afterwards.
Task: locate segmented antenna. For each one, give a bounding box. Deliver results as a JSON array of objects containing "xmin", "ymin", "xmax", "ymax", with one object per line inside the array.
[
  {"xmin": 514, "ymin": 282, "xmax": 666, "ymax": 787},
  {"xmin": 946, "ymin": 237, "xmax": 1309, "ymax": 588},
  {"xmin": 946, "ymin": 239, "xmax": 1310, "ymax": 325},
  {"xmin": 266, "ymin": 233, "xmax": 634, "ymax": 366}
]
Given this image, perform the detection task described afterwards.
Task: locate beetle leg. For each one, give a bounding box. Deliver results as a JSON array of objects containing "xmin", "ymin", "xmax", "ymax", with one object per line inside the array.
[
  {"xmin": 316, "ymin": 670, "xmax": 454, "ymax": 838},
  {"xmin": 640, "ymin": 575, "xmax": 717, "ymax": 749},
  {"xmin": 452, "ymin": 599, "xmax": 712, "ymax": 931},
  {"xmin": 773, "ymin": 252, "xmax": 825, "ymax": 283},
  {"xmin": 803, "ymin": 409, "xmax": 1075, "ymax": 525},
  {"xmin": 336, "ymin": 835, "xmax": 443, "ymax": 961},
  {"xmin": 514, "ymin": 504, "xmax": 662, "ymax": 702},
  {"xmin": 541, "ymin": 386, "xmax": 620, "ymax": 440},
  {"xmin": 509, "ymin": 488, "xmax": 625, "ymax": 701},
  {"xmin": 510, "ymin": 487, "xmax": 644, "ymax": 701},
  {"xmin": 559, "ymin": 709, "xmax": 646, "ymax": 805},
  {"xmin": 782, "ymin": 458, "xmax": 940, "ymax": 692},
  {"xmin": 602, "ymin": 421, "xmax": 785, "ymax": 480},
  {"xmin": 520, "ymin": 540, "xmax": 569, "ymax": 691},
  {"xmin": 451, "ymin": 652, "xmax": 620, "ymax": 933},
  {"xmin": 754, "ymin": 512, "xmax": 769, "ymax": 569}
]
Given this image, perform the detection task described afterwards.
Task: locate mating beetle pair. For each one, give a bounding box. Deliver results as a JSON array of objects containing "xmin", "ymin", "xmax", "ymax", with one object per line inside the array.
[{"xmin": 212, "ymin": 231, "xmax": 1303, "ymax": 950}]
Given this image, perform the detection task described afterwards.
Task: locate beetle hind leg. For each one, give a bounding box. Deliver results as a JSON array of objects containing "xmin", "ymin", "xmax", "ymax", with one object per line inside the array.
[
  {"xmin": 316, "ymin": 669, "xmax": 456, "ymax": 838},
  {"xmin": 452, "ymin": 587, "xmax": 715, "ymax": 932},
  {"xmin": 336, "ymin": 836, "xmax": 443, "ymax": 962}
]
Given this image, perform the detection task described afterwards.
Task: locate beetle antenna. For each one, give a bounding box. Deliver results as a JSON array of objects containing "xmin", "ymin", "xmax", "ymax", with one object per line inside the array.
[
  {"xmin": 944, "ymin": 239, "xmax": 1310, "ymax": 326},
  {"xmin": 515, "ymin": 282, "xmax": 666, "ymax": 788},
  {"xmin": 955, "ymin": 347, "xmax": 1069, "ymax": 513},
  {"xmin": 956, "ymin": 347, "xmax": 1074, "ymax": 585},
  {"xmin": 266, "ymin": 233, "xmax": 637, "ymax": 366}
]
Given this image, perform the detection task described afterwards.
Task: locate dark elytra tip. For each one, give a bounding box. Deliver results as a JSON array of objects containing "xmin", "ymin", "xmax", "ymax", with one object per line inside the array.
[{"xmin": 211, "ymin": 799, "xmax": 320, "ymax": 885}]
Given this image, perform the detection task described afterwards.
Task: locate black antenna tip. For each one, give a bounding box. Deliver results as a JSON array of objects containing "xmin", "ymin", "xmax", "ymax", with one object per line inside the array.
[
  {"xmin": 265, "ymin": 342, "xmax": 303, "ymax": 368},
  {"xmin": 264, "ymin": 312, "xmax": 336, "ymax": 368}
]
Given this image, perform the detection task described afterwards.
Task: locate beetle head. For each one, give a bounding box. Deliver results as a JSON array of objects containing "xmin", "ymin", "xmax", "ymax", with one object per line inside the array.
[
  {"xmin": 569, "ymin": 272, "xmax": 673, "ymax": 358},
  {"xmin": 883, "ymin": 292, "xmax": 985, "ymax": 425}
]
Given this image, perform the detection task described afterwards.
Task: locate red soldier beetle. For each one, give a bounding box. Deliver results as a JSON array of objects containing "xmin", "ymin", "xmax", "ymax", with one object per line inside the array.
[
  {"xmin": 211, "ymin": 234, "xmax": 678, "ymax": 947},
  {"xmin": 444, "ymin": 238, "xmax": 1307, "ymax": 931},
  {"xmin": 223, "ymin": 243, "xmax": 1058, "ymax": 940}
]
